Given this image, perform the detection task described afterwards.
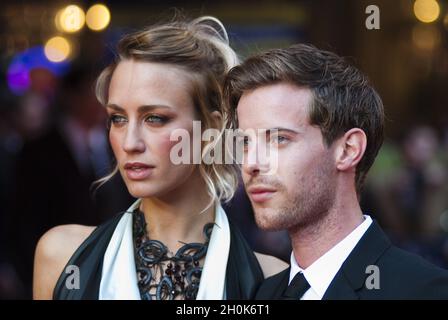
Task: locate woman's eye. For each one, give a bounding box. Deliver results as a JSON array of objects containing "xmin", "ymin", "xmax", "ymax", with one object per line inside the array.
[
  {"xmin": 109, "ymin": 114, "xmax": 127, "ymax": 125},
  {"xmin": 145, "ymin": 115, "xmax": 168, "ymax": 124}
]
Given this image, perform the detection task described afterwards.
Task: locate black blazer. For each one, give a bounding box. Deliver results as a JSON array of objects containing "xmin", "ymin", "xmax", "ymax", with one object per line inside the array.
[{"xmin": 256, "ymin": 220, "xmax": 448, "ymax": 299}]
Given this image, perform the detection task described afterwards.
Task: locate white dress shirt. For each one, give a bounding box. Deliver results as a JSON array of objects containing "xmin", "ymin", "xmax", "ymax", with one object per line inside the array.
[{"xmin": 289, "ymin": 215, "xmax": 373, "ymax": 300}]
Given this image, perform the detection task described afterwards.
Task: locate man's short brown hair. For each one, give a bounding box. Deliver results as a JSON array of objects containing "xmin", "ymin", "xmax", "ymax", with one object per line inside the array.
[{"xmin": 223, "ymin": 44, "xmax": 384, "ymax": 194}]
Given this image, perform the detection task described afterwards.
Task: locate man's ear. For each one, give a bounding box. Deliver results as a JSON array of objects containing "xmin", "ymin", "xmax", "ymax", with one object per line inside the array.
[{"xmin": 335, "ymin": 128, "xmax": 367, "ymax": 172}]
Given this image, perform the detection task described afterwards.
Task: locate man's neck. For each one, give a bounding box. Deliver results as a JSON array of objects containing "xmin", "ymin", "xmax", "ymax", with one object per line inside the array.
[{"xmin": 289, "ymin": 197, "xmax": 364, "ymax": 270}]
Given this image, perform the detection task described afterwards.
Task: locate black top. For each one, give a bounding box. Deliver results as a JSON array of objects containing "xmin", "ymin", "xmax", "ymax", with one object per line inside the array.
[
  {"xmin": 53, "ymin": 212, "xmax": 264, "ymax": 300},
  {"xmin": 256, "ymin": 220, "xmax": 448, "ymax": 300}
]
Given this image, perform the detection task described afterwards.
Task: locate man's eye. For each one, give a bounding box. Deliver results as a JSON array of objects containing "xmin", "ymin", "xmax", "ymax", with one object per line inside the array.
[
  {"xmin": 271, "ymin": 135, "xmax": 289, "ymax": 144},
  {"xmin": 236, "ymin": 136, "xmax": 250, "ymax": 146}
]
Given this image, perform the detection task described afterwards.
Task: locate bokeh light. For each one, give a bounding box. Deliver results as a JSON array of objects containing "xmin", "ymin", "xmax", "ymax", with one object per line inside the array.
[
  {"xmin": 7, "ymin": 46, "xmax": 70, "ymax": 95},
  {"xmin": 44, "ymin": 36, "xmax": 71, "ymax": 62},
  {"xmin": 412, "ymin": 24, "xmax": 441, "ymax": 50},
  {"xmin": 57, "ymin": 5, "xmax": 85, "ymax": 33},
  {"xmin": 443, "ymin": 13, "xmax": 448, "ymax": 30},
  {"xmin": 414, "ymin": 0, "xmax": 440, "ymax": 23},
  {"xmin": 86, "ymin": 4, "xmax": 111, "ymax": 31}
]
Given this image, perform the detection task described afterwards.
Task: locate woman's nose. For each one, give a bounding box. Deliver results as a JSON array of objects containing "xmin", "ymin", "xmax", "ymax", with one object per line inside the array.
[{"xmin": 123, "ymin": 124, "xmax": 146, "ymax": 153}]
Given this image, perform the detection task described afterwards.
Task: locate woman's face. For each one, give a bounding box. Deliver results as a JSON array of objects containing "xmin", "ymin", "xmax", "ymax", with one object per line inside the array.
[{"xmin": 107, "ymin": 60, "xmax": 199, "ymax": 199}]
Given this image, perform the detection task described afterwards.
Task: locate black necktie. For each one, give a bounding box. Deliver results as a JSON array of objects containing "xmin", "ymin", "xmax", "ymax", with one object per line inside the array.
[{"xmin": 282, "ymin": 272, "xmax": 310, "ymax": 300}]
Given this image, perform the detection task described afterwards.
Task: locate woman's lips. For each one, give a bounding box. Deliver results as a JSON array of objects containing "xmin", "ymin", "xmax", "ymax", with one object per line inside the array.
[{"xmin": 124, "ymin": 162, "xmax": 154, "ymax": 181}]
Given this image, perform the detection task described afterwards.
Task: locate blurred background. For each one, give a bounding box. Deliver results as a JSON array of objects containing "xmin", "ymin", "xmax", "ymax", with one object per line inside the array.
[{"xmin": 1, "ymin": 0, "xmax": 448, "ymax": 299}]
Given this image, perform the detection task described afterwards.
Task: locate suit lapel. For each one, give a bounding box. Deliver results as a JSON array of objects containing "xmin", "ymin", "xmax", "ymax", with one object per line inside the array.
[
  {"xmin": 256, "ymin": 268, "xmax": 290, "ymax": 299},
  {"xmin": 256, "ymin": 221, "xmax": 392, "ymax": 300},
  {"xmin": 322, "ymin": 220, "xmax": 392, "ymax": 300},
  {"xmin": 321, "ymin": 272, "xmax": 360, "ymax": 300}
]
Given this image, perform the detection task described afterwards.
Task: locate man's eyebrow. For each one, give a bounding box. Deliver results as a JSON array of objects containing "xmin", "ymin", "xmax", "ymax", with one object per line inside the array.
[
  {"xmin": 266, "ymin": 127, "xmax": 302, "ymax": 134},
  {"xmin": 106, "ymin": 104, "xmax": 173, "ymax": 113},
  {"xmin": 235, "ymin": 127, "xmax": 302, "ymax": 137},
  {"xmin": 234, "ymin": 130, "xmax": 248, "ymax": 137}
]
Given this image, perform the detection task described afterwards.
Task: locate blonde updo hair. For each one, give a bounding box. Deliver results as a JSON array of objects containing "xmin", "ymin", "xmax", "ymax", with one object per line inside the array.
[{"xmin": 94, "ymin": 15, "xmax": 239, "ymax": 206}]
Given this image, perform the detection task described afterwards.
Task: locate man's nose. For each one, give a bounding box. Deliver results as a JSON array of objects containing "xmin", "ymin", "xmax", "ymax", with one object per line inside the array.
[{"xmin": 242, "ymin": 138, "xmax": 271, "ymax": 176}]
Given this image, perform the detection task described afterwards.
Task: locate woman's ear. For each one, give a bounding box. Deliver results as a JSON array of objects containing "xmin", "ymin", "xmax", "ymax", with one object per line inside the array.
[
  {"xmin": 335, "ymin": 128, "xmax": 367, "ymax": 172},
  {"xmin": 211, "ymin": 110, "xmax": 222, "ymax": 122}
]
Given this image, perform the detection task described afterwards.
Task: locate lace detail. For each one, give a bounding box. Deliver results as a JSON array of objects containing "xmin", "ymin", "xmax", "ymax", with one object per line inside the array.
[{"xmin": 132, "ymin": 209, "xmax": 214, "ymax": 300}]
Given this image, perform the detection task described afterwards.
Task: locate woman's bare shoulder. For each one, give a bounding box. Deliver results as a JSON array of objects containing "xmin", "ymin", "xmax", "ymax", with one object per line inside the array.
[
  {"xmin": 33, "ymin": 224, "xmax": 95, "ymax": 300},
  {"xmin": 254, "ymin": 252, "xmax": 289, "ymax": 279}
]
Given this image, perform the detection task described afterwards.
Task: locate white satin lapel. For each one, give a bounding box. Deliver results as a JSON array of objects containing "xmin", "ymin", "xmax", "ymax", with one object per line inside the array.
[
  {"xmin": 99, "ymin": 199, "xmax": 231, "ymax": 300},
  {"xmin": 99, "ymin": 199, "xmax": 141, "ymax": 300},
  {"xmin": 196, "ymin": 201, "xmax": 231, "ymax": 300}
]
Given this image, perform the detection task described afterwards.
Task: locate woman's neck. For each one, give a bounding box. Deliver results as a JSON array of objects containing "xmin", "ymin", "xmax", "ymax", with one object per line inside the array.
[{"xmin": 139, "ymin": 171, "xmax": 215, "ymax": 253}]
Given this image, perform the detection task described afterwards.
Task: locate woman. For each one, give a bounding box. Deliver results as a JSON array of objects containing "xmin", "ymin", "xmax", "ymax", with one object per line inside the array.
[{"xmin": 33, "ymin": 16, "xmax": 287, "ymax": 300}]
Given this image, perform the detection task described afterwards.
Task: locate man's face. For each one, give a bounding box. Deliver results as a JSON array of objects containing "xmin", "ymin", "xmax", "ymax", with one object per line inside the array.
[{"xmin": 237, "ymin": 82, "xmax": 337, "ymax": 231}]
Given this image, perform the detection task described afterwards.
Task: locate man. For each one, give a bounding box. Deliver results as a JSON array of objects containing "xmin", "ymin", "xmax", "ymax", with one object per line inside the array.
[{"xmin": 223, "ymin": 44, "xmax": 448, "ymax": 299}]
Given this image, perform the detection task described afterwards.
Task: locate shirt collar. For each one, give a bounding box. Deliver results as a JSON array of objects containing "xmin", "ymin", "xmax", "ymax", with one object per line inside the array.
[{"xmin": 289, "ymin": 215, "xmax": 373, "ymax": 299}]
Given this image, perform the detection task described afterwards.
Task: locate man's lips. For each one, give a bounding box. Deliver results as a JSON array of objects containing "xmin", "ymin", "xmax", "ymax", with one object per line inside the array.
[
  {"xmin": 247, "ymin": 185, "xmax": 277, "ymax": 203},
  {"xmin": 124, "ymin": 162, "xmax": 155, "ymax": 180}
]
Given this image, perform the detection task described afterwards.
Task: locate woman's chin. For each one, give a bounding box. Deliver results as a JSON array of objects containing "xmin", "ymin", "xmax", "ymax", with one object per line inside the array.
[{"xmin": 126, "ymin": 183, "xmax": 159, "ymax": 199}]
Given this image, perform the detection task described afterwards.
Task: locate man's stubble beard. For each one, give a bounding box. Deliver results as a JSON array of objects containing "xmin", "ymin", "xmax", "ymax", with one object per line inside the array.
[{"xmin": 253, "ymin": 156, "xmax": 336, "ymax": 233}]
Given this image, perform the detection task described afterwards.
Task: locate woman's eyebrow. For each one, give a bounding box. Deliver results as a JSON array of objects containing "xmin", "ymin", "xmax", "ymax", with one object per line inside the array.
[
  {"xmin": 106, "ymin": 104, "xmax": 173, "ymax": 114},
  {"xmin": 106, "ymin": 103, "xmax": 125, "ymax": 112},
  {"xmin": 137, "ymin": 105, "xmax": 173, "ymax": 114}
]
